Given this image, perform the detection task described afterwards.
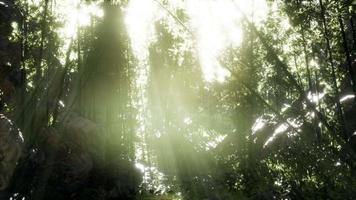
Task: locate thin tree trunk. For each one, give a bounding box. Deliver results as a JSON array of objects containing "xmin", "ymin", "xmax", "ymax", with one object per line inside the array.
[
  {"xmin": 314, "ymin": 71, "xmax": 322, "ymax": 141},
  {"xmin": 301, "ymin": 28, "xmax": 320, "ymax": 141},
  {"xmin": 350, "ymin": 16, "xmax": 356, "ymax": 50},
  {"xmin": 17, "ymin": 0, "xmax": 29, "ymax": 130},
  {"xmin": 34, "ymin": 0, "xmax": 49, "ymax": 86},
  {"xmin": 301, "ymin": 29, "xmax": 313, "ymax": 91},
  {"xmin": 319, "ymin": 0, "xmax": 348, "ymax": 139},
  {"xmin": 77, "ymin": 22, "xmax": 82, "ymax": 115},
  {"xmin": 338, "ymin": 14, "xmax": 356, "ymax": 100}
]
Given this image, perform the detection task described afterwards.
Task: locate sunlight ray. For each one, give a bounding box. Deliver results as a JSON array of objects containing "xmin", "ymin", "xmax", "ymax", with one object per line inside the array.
[
  {"xmin": 186, "ymin": 0, "xmax": 268, "ymax": 82},
  {"xmin": 126, "ymin": 0, "xmax": 268, "ymax": 83}
]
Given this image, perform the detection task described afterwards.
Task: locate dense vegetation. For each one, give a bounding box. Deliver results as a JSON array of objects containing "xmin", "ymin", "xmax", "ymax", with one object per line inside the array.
[{"xmin": 0, "ymin": 0, "xmax": 356, "ymax": 199}]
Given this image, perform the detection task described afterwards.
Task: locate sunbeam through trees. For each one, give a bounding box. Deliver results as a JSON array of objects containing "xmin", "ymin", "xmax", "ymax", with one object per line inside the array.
[{"xmin": 0, "ymin": 0, "xmax": 356, "ymax": 199}]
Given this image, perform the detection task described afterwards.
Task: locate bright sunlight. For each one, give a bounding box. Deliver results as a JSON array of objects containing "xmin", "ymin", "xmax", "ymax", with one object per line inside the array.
[
  {"xmin": 2, "ymin": 0, "xmax": 356, "ymax": 199},
  {"xmin": 126, "ymin": 0, "xmax": 268, "ymax": 82}
]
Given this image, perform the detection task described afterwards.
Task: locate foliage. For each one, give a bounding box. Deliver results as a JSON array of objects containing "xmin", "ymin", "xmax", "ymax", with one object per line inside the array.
[{"xmin": 0, "ymin": 0, "xmax": 356, "ymax": 199}]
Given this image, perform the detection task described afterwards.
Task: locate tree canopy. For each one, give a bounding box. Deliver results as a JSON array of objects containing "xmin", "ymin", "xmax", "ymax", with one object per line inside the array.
[{"xmin": 0, "ymin": 0, "xmax": 356, "ymax": 199}]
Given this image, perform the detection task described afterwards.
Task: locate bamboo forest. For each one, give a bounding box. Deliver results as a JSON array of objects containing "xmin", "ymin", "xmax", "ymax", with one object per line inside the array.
[{"xmin": 0, "ymin": 0, "xmax": 356, "ymax": 199}]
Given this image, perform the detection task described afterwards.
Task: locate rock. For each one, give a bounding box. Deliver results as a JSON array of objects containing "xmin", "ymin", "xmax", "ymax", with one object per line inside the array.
[{"xmin": 0, "ymin": 114, "xmax": 23, "ymax": 190}]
